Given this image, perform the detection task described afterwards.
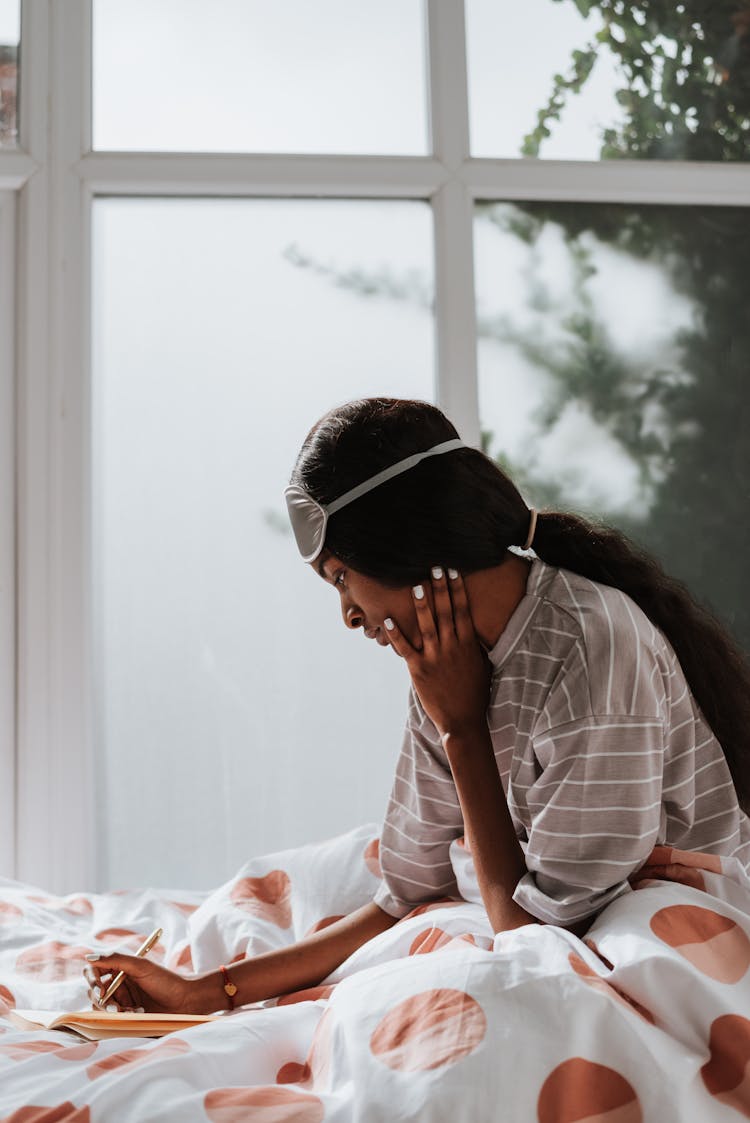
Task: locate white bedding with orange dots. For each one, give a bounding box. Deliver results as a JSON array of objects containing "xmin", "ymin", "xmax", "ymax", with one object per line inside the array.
[{"xmin": 1, "ymin": 821, "xmax": 750, "ymax": 1122}]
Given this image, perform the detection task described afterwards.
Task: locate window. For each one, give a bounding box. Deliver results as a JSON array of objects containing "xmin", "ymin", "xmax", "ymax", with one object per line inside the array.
[
  {"xmin": 92, "ymin": 0, "xmax": 428, "ymax": 155},
  {"xmin": 3, "ymin": 0, "xmax": 748, "ymax": 892},
  {"xmin": 475, "ymin": 200, "xmax": 750, "ymax": 649},
  {"xmin": 92, "ymin": 198, "xmax": 433, "ymax": 887},
  {"xmin": 467, "ymin": 0, "xmax": 750, "ymax": 162}
]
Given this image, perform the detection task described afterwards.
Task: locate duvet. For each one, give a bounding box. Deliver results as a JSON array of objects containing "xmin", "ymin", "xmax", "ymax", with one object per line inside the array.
[{"xmin": 1, "ymin": 822, "xmax": 750, "ymax": 1121}]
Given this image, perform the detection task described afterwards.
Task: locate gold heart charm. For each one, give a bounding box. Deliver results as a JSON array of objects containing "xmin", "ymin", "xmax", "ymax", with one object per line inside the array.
[{"xmin": 224, "ymin": 982, "xmax": 238, "ymax": 996}]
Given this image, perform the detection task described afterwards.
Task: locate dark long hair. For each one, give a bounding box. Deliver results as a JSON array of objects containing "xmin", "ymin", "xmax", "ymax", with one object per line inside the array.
[{"xmin": 290, "ymin": 397, "xmax": 750, "ymax": 811}]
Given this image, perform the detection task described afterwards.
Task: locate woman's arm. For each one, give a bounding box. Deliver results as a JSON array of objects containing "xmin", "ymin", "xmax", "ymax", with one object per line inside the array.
[
  {"xmin": 380, "ymin": 568, "xmax": 538, "ymax": 934},
  {"xmin": 442, "ymin": 723, "xmax": 539, "ymax": 934},
  {"xmin": 87, "ymin": 901, "xmax": 398, "ymax": 1014},
  {"xmin": 192, "ymin": 901, "xmax": 396, "ymax": 1013}
]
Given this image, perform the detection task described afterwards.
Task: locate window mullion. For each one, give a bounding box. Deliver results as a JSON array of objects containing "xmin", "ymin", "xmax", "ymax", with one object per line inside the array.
[
  {"xmin": 426, "ymin": 0, "xmax": 479, "ymax": 445},
  {"xmin": 0, "ymin": 190, "xmax": 15, "ymax": 876},
  {"xmin": 77, "ymin": 152, "xmax": 449, "ymax": 197},
  {"xmin": 464, "ymin": 156, "xmax": 750, "ymax": 206},
  {"xmin": 16, "ymin": 0, "xmax": 52, "ymax": 890},
  {"xmin": 16, "ymin": 0, "xmax": 94, "ymax": 893}
]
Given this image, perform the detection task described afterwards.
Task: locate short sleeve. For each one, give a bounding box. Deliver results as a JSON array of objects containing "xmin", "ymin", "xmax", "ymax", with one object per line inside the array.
[
  {"xmin": 374, "ymin": 685, "xmax": 463, "ymax": 918},
  {"xmin": 512, "ymin": 714, "xmax": 665, "ymax": 926}
]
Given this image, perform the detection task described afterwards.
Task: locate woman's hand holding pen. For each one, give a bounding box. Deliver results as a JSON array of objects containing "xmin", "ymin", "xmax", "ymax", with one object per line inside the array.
[
  {"xmin": 383, "ymin": 566, "xmax": 492, "ymax": 742},
  {"xmin": 85, "ymin": 952, "xmax": 195, "ymax": 1014},
  {"xmin": 84, "ymin": 904, "xmax": 398, "ymax": 1015}
]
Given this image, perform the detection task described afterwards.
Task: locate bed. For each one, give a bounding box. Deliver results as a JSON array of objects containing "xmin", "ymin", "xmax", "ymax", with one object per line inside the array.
[{"xmin": 1, "ymin": 821, "xmax": 750, "ymax": 1121}]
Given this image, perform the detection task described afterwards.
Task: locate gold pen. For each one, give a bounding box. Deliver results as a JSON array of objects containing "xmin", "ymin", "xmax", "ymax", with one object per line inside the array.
[{"xmin": 97, "ymin": 926, "xmax": 163, "ymax": 1008}]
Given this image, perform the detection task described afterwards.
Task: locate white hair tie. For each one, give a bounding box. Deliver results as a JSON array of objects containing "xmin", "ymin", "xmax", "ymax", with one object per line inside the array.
[{"xmin": 523, "ymin": 508, "xmax": 538, "ymax": 551}]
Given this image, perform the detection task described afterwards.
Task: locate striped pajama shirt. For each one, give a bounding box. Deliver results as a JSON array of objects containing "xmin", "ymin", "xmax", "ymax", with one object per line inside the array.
[{"xmin": 373, "ymin": 557, "xmax": 750, "ymax": 926}]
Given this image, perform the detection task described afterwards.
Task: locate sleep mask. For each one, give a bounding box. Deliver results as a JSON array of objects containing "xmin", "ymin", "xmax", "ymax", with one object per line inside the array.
[{"xmin": 284, "ymin": 437, "xmax": 466, "ymax": 563}]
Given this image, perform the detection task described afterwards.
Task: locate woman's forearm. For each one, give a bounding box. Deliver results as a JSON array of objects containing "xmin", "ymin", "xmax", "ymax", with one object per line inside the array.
[
  {"xmin": 442, "ymin": 723, "xmax": 539, "ymax": 934},
  {"xmin": 192, "ymin": 901, "xmax": 397, "ymax": 1013}
]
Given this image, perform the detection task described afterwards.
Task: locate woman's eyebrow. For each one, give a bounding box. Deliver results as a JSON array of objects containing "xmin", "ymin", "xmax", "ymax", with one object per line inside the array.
[{"xmin": 315, "ymin": 558, "xmax": 329, "ymax": 580}]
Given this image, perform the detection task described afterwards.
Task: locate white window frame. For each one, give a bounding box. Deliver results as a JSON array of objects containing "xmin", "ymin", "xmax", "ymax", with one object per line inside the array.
[
  {"xmin": 0, "ymin": 188, "xmax": 15, "ymax": 872},
  {"xmin": 1, "ymin": 0, "xmax": 748, "ymax": 891}
]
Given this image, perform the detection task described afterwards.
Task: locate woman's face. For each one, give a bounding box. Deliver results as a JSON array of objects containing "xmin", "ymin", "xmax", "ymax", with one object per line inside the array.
[{"xmin": 313, "ymin": 550, "xmax": 429, "ymax": 650}]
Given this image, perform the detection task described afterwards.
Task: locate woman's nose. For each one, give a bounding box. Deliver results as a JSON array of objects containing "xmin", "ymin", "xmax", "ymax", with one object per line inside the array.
[{"xmin": 343, "ymin": 602, "xmax": 364, "ymax": 630}]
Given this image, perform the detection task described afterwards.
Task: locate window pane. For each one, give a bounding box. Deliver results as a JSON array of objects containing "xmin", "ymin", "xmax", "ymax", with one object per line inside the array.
[
  {"xmin": 467, "ymin": 0, "xmax": 750, "ymax": 161},
  {"xmin": 475, "ymin": 200, "xmax": 750, "ymax": 652},
  {"xmin": 0, "ymin": 1, "xmax": 19, "ymax": 148},
  {"xmin": 93, "ymin": 0, "xmax": 428, "ymax": 154},
  {"xmin": 92, "ymin": 198, "xmax": 433, "ymax": 889}
]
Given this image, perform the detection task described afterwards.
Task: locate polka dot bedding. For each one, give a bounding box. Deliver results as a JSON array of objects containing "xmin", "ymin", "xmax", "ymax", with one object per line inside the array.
[{"xmin": 1, "ymin": 823, "xmax": 750, "ymax": 1121}]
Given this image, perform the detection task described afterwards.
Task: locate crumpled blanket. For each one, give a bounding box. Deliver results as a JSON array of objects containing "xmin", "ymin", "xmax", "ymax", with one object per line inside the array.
[{"xmin": 1, "ymin": 821, "xmax": 750, "ymax": 1121}]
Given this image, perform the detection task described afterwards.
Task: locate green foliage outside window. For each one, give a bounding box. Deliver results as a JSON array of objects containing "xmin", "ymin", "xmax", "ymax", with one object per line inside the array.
[{"xmin": 525, "ymin": 0, "xmax": 750, "ymax": 161}]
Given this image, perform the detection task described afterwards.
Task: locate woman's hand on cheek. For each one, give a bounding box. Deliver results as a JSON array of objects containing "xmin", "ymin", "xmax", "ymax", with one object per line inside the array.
[{"xmin": 383, "ymin": 567, "xmax": 491, "ymax": 740}]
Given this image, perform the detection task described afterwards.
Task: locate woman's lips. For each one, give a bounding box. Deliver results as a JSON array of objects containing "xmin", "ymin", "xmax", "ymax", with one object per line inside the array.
[{"xmin": 365, "ymin": 627, "xmax": 389, "ymax": 646}]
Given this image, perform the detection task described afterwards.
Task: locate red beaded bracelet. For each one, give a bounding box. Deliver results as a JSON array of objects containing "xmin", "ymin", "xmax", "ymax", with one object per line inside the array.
[{"xmin": 219, "ymin": 964, "xmax": 238, "ymax": 1010}]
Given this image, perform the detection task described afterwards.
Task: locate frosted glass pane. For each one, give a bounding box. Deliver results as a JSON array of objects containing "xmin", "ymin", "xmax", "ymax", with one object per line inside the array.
[
  {"xmin": 92, "ymin": 198, "xmax": 434, "ymax": 890},
  {"xmin": 475, "ymin": 201, "xmax": 750, "ymax": 651},
  {"xmin": 0, "ymin": 1, "xmax": 19, "ymax": 148},
  {"xmin": 467, "ymin": 0, "xmax": 750, "ymax": 161},
  {"xmin": 93, "ymin": 0, "xmax": 427, "ymax": 154}
]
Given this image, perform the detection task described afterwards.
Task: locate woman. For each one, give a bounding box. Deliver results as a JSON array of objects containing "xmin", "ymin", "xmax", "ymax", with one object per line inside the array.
[{"xmin": 86, "ymin": 396, "xmax": 750, "ymax": 1015}]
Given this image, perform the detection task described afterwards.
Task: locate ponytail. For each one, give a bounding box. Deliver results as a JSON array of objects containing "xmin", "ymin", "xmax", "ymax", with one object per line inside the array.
[{"xmin": 532, "ymin": 511, "xmax": 750, "ymax": 813}]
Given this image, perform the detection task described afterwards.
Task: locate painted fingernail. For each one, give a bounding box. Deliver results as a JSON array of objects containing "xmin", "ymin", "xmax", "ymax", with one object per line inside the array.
[
  {"xmin": 431, "ymin": 566, "xmax": 443, "ymax": 580},
  {"xmin": 85, "ymin": 954, "xmax": 101, "ymax": 961},
  {"xmin": 135, "ymin": 1006, "xmax": 145, "ymax": 1014},
  {"xmin": 448, "ymin": 568, "xmax": 459, "ymax": 580},
  {"xmin": 384, "ymin": 617, "xmax": 394, "ymax": 630},
  {"xmin": 106, "ymin": 1004, "xmax": 118, "ymax": 1012},
  {"xmin": 413, "ymin": 585, "xmax": 424, "ymax": 599}
]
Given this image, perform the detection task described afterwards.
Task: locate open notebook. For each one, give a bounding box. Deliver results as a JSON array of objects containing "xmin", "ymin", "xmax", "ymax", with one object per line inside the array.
[{"xmin": 9, "ymin": 1008, "xmax": 223, "ymax": 1040}]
